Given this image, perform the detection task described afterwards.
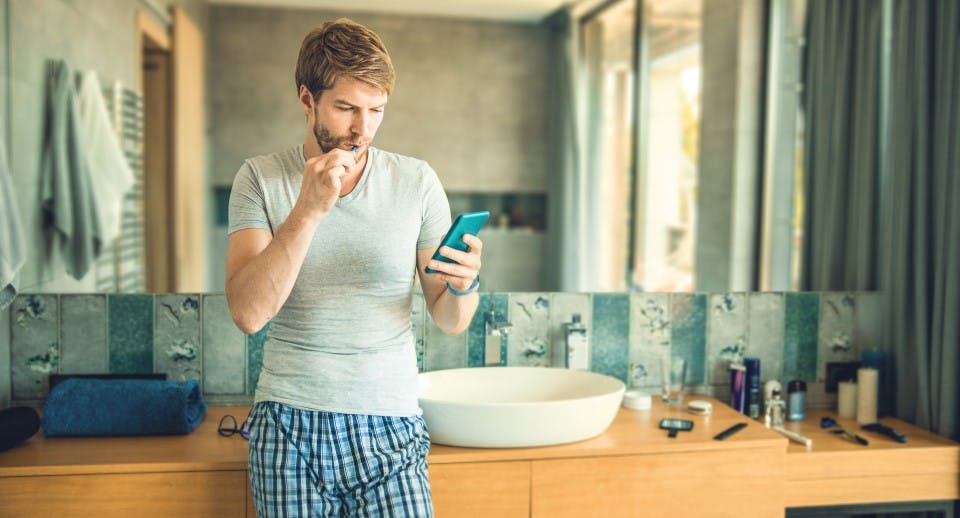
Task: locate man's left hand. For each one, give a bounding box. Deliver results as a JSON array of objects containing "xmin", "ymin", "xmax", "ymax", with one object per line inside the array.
[{"xmin": 426, "ymin": 234, "xmax": 483, "ymax": 291}]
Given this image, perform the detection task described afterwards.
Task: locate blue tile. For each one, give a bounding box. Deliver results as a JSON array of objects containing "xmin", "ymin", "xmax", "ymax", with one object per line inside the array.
[
  {"xmin": 247, "ymin": 324, "xmax": 269, "ymax": 395},
  {"xmin": 507, "ymin": 293, "xmax": 550, "ymax": 367},
  {"xmin": 412, "ymin": 290, "xmax": 426, "ymax": 372},
  {"xmin": 747, "ymin": 293, "xmax": 785, "ymax": 382},
  {"xmin": 670, "ymin": 293, "xmax": 707, "ymax": 385},
  {"xmin": 784, "ymin": 293, "xmax": 819, "ymax": 382},
  {"xmin": 202, "ymin": 295, "xmax": 246, "ymax": 395},
  {"xmin": 467, "ymin": 293, "xmax": 507, "ymax": 368},
  {"xmin": 108, "ymin": 294, "xmax": 154, "ymax": 374},
  {"xmin": 154, "ymin": 295, "xmax": 202, "ymax": 383},
  {"xmin": 60, "ymin": 295, "xmax": 108, "ymax": 374},
  {"xmin": 591, "ymin": 294, "xmax": 630, "ymax": 383},
  {"xmin": 854, "ymin": 292, "xmax": 883, "ymax": 353},
  {"xmin": 549, "ymin": 293, "xmax": 593, "ymax": 368},
  {"xmin": 10, "ymin": 295, "xmax": 59, "ymax": 399},
  {"xmin": 424, "ymin": 312, "xmax": 469, "ymax": 371},
  {"xmin": 628, "ymin": 293, "xmax": 671, "ymax": 389},
  {"xmin": 817, "ymin": 292, "xmax": 856, "ymax": 381},
  {"xmin": 707, "ymin": 293, "xmax": 748, "ymax": 385},
  {"xmin": 214, "ymin": 186, "xmax": 231, "ymax": 226}
]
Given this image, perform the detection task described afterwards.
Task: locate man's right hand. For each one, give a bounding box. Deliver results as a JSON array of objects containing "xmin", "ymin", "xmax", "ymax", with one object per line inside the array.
[{"xmin": 297, "ymin": 149, "xmax": 357, "ymax": 221}]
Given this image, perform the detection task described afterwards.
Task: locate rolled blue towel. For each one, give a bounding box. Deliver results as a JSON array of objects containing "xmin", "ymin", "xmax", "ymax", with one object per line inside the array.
[{"xmin": 41, "ymin": 378, "xmax": 207, "ymax": 436}]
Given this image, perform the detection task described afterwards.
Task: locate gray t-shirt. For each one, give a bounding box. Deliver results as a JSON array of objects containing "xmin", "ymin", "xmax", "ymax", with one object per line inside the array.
[{"xmin": 228, "ymin": 145, "xmax": 450, "ymax": 416}]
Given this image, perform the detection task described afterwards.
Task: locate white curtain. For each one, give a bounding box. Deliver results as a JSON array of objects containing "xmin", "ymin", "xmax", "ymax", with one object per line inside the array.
[
  {"xmin": 545, "ymin": 8, "xmax": 590, "ymax": 291},
  {"xmin": 544, "ymin": 6, "xmax": 608, "ymax": 292}
]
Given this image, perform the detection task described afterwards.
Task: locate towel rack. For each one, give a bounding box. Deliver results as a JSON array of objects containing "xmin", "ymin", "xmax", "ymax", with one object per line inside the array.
[{"xmin": 94, "ymin": 82, "xmax": 145, "ymax": 293}]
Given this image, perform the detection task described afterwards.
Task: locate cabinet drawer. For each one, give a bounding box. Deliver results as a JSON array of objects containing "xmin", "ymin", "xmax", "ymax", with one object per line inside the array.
[
  {"xmin": 0, "ymin": 470, "xmax": 247, "ymax": 517},
  {"xmin": 532, "ymin": 448, "xmax": 784, "ymax": 517},
  {"xmin": 430, "ymin": 461, "xmax": 530, "ymax": 517}
]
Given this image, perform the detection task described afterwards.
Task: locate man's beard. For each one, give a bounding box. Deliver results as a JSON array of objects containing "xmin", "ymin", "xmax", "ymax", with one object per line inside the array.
[{"xmin": 313, "ymin": 106, "xmax": 352, "ymax": 153}]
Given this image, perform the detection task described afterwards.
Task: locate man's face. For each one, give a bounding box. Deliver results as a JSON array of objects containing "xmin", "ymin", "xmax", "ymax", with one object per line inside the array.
[{"xmin": 310, "ymin": 76, "xmax": 388, "ymax": 154}]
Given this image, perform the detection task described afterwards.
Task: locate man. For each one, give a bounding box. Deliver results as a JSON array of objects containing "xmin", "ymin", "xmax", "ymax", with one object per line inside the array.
[{"xmin": 225, "ymin": 18, "xmax": 481, "ymax": 516}]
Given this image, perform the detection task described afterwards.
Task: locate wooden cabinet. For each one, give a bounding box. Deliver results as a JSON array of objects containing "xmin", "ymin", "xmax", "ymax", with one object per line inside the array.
[
  {"xmin": 2, "ymin": 405, "xmax": 956, "ymax": 517},
  {"xmin": 783, "ymin": 410, "xmax": 960, "ymax": 508},
  {"xmin": 427, "ymin": 399, "xmax": 789, "ymax": 517},
  {"xmin": 531, "ymin": 447, "xmax": 784, "ymax": 517},
  {"xmin": 430, "ymin": 461, "xmax": 530, "ymax": 517},
  {"xmin": 0, "ymin": 471, "xmax": 247, "ymax": 517}
]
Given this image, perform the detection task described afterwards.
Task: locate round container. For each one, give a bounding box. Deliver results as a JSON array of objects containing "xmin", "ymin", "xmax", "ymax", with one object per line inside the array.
[
  {"xmin": 787, "ymin": 380, "xmax": 807, "ymax": 422},
  {"xmin": 686, "ymin": 399, "xmax": 713, "ymax": 416},
  {"xmin": 622, "ymin": 390, "xmax": 652, "ymax": 410}
]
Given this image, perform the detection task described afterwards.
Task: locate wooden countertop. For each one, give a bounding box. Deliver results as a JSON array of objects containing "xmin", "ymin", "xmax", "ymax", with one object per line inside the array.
[
  {"xmin": 778, "ymin": 409, "xmax": 960, "ymax": 507},
  {"xmin": 0, "ymin": 397, "xmax": 784, "ymax": 477},
  {"xmin": 3, "ymin": 397, "xmax": 957, "ymax": 510},
  {"xmin": 0, "ymin": 406, "xmax": 254, "ymax": 477},
  {"xmin": 428, "ymin": 395, "xmax": 786, "ymax": 464}
]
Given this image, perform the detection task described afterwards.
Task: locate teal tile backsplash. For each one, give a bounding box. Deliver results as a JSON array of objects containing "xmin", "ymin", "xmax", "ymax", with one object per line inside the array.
[
  {"xmin": 746, "ymin": 293, "xmax": 785, "ymax": 387},
  {"xmin": 591, "ymin": 294, "xmax": 630, "ymax": 382},
  {"xmin": 671, "ymin": 294, "xmax": 708, "ymax": 385},
  {"xmin": 506, "ymin": 293, "xmax": 550, "ymax": 367},
  {"xmin": 154, "ymin": 295, "xmax": 202, "ymax": 383},
  {"xmin": 706, "ymin": 293, "xmax": 748, "ymax": 386},
  {"xmin": 11, "ymin": 295, "xmax": 58, "ymax": 399},
  {"xmin": 202, "ymin": 295, "xmax": 246, "ymax": 395},
  {"xmin": 60, "ymin": 294, "xmax": 107, "ymax": 375},
  {"xmin": 783, "ymin": 293, "xmax": 820, "ymax": 382},
  {"xmin": 246, "ymin": 324, "xmax": 269, "ymax": 396},
  {"xmin": 108, "ymin": 294, "xmax": 154, "ymax": 375},
  {"xmin": 817, "ymin": 292, "xmax": 858, "ymax": 381},
  {"xmin": 466, "ymin": 293, "xmax": 508, "ymax": 368},
  {"xmin": 4, "ymin": 291, "xmax": 880, "ymax": 405}
]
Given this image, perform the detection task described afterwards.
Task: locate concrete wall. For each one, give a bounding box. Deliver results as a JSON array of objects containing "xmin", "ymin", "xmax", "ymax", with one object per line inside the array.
[
  {"xmin": 207, "ymin": 5, "xmax": 550, "ymax": 193},
  {"xmin": 2, "ymin": 0, "xmax": 208, "ymax": 294},
  {"xmin": 1, "ymin": 0, "xmax": 8, "ymax": 150},
  {"xmin": 695, "ymin": 0, "xmax": 766, "ymax": 291}
]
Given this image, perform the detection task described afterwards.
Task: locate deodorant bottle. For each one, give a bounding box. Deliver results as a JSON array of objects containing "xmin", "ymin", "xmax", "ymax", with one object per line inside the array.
[{"xmin": 787, "ymin": 380, "xmax": 807, "ymax": 422}]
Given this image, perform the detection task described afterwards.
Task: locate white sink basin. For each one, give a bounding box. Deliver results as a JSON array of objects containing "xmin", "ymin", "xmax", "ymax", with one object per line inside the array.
[{"xmin": 417, "ymin": 367, "xmax": 625, "ymax": 448}]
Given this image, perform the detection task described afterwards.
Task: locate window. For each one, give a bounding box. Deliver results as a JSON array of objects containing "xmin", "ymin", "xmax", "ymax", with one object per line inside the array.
[{"xmin": 632, "ymin": 0, "xmax": 703, "ymax": 292}]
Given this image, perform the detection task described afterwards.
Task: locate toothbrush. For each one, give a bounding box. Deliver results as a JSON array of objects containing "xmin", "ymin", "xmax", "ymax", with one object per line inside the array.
[{"xmin": 772, "ymin": 426, "xmax": 813, "ymax": 448}]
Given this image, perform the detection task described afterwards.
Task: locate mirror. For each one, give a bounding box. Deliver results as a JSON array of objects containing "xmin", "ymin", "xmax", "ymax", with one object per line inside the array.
[{"xmin": 1, "ymin": 0, "xmax": 803, "ymax": 294}]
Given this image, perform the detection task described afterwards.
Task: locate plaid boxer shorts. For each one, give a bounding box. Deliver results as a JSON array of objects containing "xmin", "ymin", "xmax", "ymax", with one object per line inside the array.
[{"xmin": 247, "ymin": 401, "xmax": 433, "ymax": 517}]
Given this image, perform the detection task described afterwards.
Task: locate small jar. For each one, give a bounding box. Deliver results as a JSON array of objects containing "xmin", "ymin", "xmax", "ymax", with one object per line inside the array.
[{"xmin": 787, "ymin": 380, "xmax": 807, "ymax": 422}]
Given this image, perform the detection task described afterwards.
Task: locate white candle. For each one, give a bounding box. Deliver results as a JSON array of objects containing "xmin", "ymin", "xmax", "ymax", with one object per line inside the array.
[
  {"xmin": 857, "ymin": 367, "xmax": 879, "ymax": 424},
  {"xmin": 838, "ymin": 381, "xmax": 858, "ymax": 419}
]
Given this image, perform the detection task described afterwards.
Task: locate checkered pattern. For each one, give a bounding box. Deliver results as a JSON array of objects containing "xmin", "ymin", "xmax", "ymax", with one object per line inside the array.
[{"xmin": 247, "ymin": 401, "xmax": 434, "ymax": 517}]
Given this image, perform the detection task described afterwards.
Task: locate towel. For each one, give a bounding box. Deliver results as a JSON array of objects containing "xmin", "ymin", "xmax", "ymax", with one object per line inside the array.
[
  {"xmin": 40, "ymin": 59, "xmax": 103, "ymax": 280},
  {"xmin": 76, "ymin": 71, "xmax": 134, "ymax": 245},
  {"xmin": 0, "ymin": 130, "xmax": 26, "ymax": 309},
  {"xmin": 41, "ymin": 379, "xmax": 208, "ymax": 436}
]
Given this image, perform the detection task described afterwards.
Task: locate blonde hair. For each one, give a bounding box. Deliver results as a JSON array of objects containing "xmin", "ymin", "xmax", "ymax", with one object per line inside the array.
[{"xmin": 295, "ymin": 18, "xmax": 395, "ymax": 99}]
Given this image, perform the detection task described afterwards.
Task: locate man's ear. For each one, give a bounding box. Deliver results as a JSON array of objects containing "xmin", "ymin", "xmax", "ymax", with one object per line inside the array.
[{"xmin": 298, "ymin": 85, "xmax": 315, "ymax": 116}]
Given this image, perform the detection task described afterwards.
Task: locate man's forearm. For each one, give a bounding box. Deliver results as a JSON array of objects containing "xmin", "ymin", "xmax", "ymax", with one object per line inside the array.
[
  {"xmin": 429, "ymin": 290, "xmax": 479, "ymax": 335},
  {"xmin": 226, "ymin": 212, "xmax": 320, "ymax": 334}
]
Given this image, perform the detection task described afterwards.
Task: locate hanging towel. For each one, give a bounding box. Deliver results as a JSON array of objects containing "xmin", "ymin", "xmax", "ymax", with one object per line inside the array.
[
  {"xmin": 76, "ymin": 71, "xmax": 134, "ymax": 246},
  {"xmin": 0, "ymin": 131, "xmax": 26, "ymax": 310},
  {"xmin": 41, "ymin": 379, "xmax": 208, "ymax": 436},
  {"xmin": 39, "ymin": 59, "xmax": 103, "ymax": 279}
]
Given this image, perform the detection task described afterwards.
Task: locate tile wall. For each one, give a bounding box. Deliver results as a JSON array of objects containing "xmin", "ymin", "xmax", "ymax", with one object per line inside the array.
[{"xmin": 4, "ymin": 291, "xmax": 883, "ymax": 408}]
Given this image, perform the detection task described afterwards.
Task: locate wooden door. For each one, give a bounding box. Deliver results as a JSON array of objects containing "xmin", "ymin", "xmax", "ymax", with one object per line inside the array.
[{"xmin": 171, "ymin": 7, "xmax": 206, "ymax": 291}]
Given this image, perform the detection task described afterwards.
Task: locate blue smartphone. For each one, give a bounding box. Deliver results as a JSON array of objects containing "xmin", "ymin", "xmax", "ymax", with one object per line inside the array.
[{"xmin": 424, "ymin": 211, "xmax": 490, "ymax": 274}]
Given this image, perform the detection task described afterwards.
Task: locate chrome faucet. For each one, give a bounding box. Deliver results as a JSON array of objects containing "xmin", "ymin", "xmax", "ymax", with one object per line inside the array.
[
  {"xmin": 554, "ymin": 313, "xmax": 589, "ymax": 370},
  {"xmin": 484, "ymin": 309, "xmax": 512, "ymax": 366}
]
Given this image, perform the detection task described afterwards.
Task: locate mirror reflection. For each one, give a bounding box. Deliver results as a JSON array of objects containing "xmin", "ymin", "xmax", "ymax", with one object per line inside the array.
[{"xmin": 0, "ymin": 0, "xmax": 808, "ymax": 295}]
